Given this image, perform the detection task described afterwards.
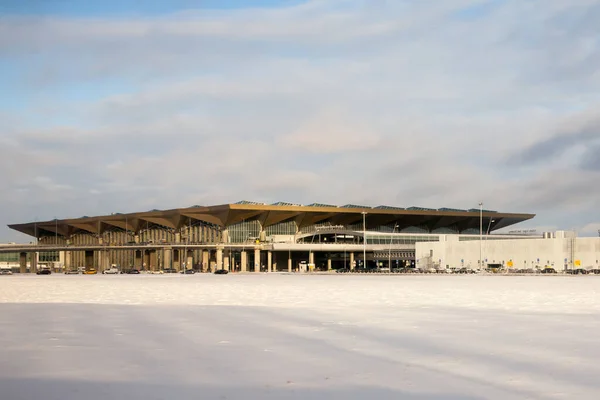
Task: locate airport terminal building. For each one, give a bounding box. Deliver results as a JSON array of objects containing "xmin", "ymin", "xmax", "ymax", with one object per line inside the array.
[{"xmin": 2, "ymin": 201, "xmax": 535, "ymax": 273}]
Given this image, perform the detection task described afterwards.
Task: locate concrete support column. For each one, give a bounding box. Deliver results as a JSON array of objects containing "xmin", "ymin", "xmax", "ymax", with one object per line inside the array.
[
  {"xmin": 288, "ymin": 256, "xmax": 292, "ymax": 273},
  {"xmin": 31, "ymin": 252, "xmax": 38, "ymax": 274},
  {"xmin": 309, "ymin": 251, "xmax": 315, "ymax": 265},
  {"xmin": 186, "ymin": 250, "xmax": 193, "ymax": 271},
  {"xmin": 216, "ymin": 248, "xmax": 223, "ymax": 270},
  {"xmin": 150, "ymin": 251, "xmax": 157, "ymax": 271},
  {"xmin": 164, "ymin": 248, "xmax": 172, "ymax": 270},
  {"xmin": 350, "ymin": 252, "xmax": 355, "ymax": 270},
  {"xmin": 224, "ymin": 253, "xmax": 230, "ymax": 271},
  {"xmin": 267, "ymin": 251, "xmax": 272, "ymax": 273},
  {"xmin": 327, "ymin": 257, "xmax": 332, "ymax": 271},
  {"xmin": 99, "ymin": 251, "xmax": 110, "ymax": 273},
  {"xmin": 241, "ymin": 251, "xmax": 247, "ymax": 272},
  {"xmin": 64, "ymin": 251, "xmax": 72, "ymax": 271},
  {"xmin": 19, "ymin": 252, "xmax": 27, "ymax": 274},
  {"xmin": 254, "ymin": 248, "xmax": 261, "ymax": 272},
  {"xmin": 202, "ymin": 250, "xmax": 209, "ymax": 272}
]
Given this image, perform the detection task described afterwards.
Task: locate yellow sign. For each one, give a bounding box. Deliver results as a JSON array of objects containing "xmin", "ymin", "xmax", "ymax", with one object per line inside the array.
[
  {"xmin": 507, "ymin": 261, "xmax": 513, "ymax": 267},
  {"xmin": 575, "ymin": 260, "xmax": 581, "ymax": 266}
]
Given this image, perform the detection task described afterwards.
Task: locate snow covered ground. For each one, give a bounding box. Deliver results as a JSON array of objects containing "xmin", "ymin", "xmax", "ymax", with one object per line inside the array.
[{"xmin": 1, "ymin": 274, "xmax": 599, "ymax": 399}]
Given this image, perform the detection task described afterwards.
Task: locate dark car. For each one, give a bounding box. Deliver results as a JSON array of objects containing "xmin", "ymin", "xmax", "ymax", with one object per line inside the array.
[
  {"xmin": 336, "ymin": 268, "xmax": 350, "ymax": 273},
  {"xmin": 36, "ymin": 269, "xmax": 51, "ymax": 275},
  {"xmin": 214, "ymin": 269, "xmax": 229, "ymax": 275},
  {"xmin": 125, "ymin": 269, "xmax": 140, "ymax": 274},
  {"xmin": 163, "ymin": 268, "xmax": 178, "ymax": 274},
  {"xmin": 181, "ymin": 269, "xmax": 195, "ymax": 274},
  {"xmin": 541, "ymin": 268, "xmax": 557, "ymax": 274}
]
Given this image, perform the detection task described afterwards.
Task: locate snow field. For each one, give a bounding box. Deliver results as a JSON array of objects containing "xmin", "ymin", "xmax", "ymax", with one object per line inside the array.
[{"xmin": 1, "ymin": 274, "xmax": 599, "ymax": 399}]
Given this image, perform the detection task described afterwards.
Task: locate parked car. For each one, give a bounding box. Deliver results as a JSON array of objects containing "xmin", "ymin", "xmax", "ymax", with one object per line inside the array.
[
  {"xmin": 541, "ymin": 267, "xmax": 557, "ymax": 274},
  {"xmin": 125, "ymin": 269, "xmax": 140, "ymax": 274},
  {"xmin": 163, "ymin": 268, "xmax": 178, "ymax": 274},
  {"xmin": 181, "ymin": 269, "xmax": 195, "ymax": 274},
  {"xmin": 336, "ymin": 268, "xmax": 350, "ymax": 273},
  {"xmin": 36, "ymin": 269, "xmax": 51, "ymax": 275},
  {"xmin": 572, "ymin": 268, "xmax": 589, "ymax": 275},
  {"xmin": 102, "ymin": 265, "xmax": 120, "ymax": 274},
  {"xmin": 0, "ymin": 269, "xmax": 13, "ymax": 275},
  {"xmin": 394, "ymin": 267, "xmax": 416, "ymax": 273},
  {"xmin": 214, "ymin": 269, "xmax": 229, "ymax": 275},
  {"xmin": 455, "ymin": 268, "xmax": 476, "ymax": 274},
  {"xmin": 84, "ymin": 268, "xmax": 97, "ymax": 275},
  {"xmin": 64, "ymin": 269, "xmax": 80, "ymax": 275}
]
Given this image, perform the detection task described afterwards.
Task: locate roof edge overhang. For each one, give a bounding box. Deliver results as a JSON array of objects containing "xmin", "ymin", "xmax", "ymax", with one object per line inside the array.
[{"xmin": 7, "ymin": 203, "xmax": 536, "ymax": 238}]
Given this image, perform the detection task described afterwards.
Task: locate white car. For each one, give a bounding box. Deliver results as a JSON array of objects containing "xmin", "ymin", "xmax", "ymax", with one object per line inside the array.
[
  {"xmin": 102, "ymin": 266, "xmax": 120, "ymax": 274},
  {"xmin": 0, "ymin": 269, "xmax": 13, "ymax": 275}
]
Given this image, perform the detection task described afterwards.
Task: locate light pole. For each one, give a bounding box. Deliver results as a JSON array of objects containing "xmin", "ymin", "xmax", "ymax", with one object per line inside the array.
[
  {"xmin": 479, "ymin": 202, "xmax": 483, "ymax": 271},
  {"xmin": 388, "ymin": 223, "xmax": 399, "ymax": 270},
  {"xmin": 482, "ymin": 218, "xmax": 496, "ymax": 271},
  {"xmin": 362, "ymin": 211, "xmax": 367, "ymax": 270}
]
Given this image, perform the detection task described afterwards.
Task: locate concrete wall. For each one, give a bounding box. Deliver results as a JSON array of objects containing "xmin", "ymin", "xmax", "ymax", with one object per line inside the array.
[{"xmin": 415, "ymin": 232, "xmax": 600, "ymax": 271}]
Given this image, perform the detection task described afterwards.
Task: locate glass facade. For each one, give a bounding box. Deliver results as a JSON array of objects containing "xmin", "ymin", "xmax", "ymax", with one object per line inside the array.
[
  {"xmin": 265, "ymin": 221, "xmax": 297, "ymax": 236},
  {"xmin": 228, "ymin": 220, "xmax": 261, "ymax": 243},
  {"xmin": 0, "ymin": 253, "xmax": 19, "ymax": 262},
  {"xmin": 365, "ymin": 234, "xmax": 440, "ymax": 245},
  {"xmin": 39, "ymin": 252, "xmax": 59, "ymax": 262}
]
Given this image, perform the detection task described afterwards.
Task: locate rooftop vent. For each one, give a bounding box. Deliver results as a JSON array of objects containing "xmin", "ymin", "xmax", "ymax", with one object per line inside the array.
[
  {"xmin": 374, "ymin": 205, "xmax": 405, "ymax": 210},
  {"xmin": 306, "ymin": 203, "xmax": 338, "ymax": 208},
  {"xmin": 341, "ymin": 204, "xmax": 371, "ymax": 209},
  {"xmin": 407, "ymin": 206, "xmax": 435, "ymax": 211}
]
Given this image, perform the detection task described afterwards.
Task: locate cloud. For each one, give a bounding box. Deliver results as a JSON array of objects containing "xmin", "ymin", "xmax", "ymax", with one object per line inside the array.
[
  {"xmin": 509, "ymin": 108, "xmax": 600, "ymax": 167},
  {"xmin": 278, "ymin": 107, "xmax": 380, "ymax": 154},
  {"xmin": 1, "ymin": 0, "xmax": 600, "ymax": 241},
  {"xmin": 579, "ymin": 222, "xmax": 600, "ymax": 237}
]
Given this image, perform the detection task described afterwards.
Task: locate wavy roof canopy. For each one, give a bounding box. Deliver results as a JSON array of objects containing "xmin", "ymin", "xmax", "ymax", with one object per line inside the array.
[{"xmin": 8, "ymin": 202, "xmax": 535, "ymax": 238}]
